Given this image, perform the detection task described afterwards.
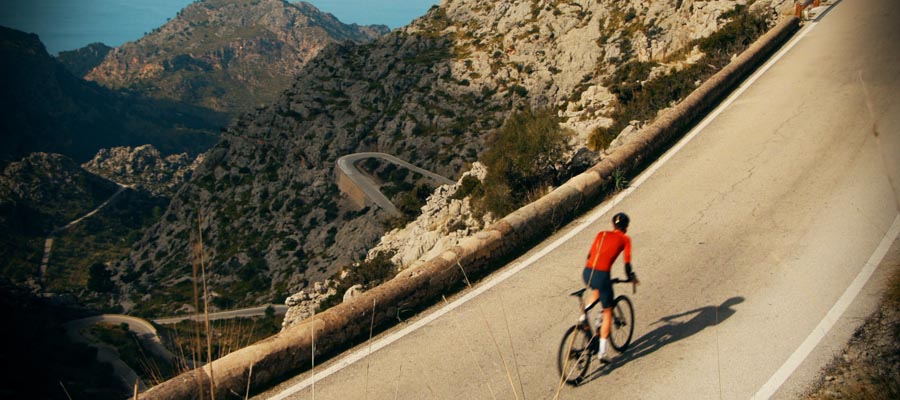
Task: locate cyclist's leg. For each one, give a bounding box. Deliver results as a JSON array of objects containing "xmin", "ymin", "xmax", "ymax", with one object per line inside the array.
[
  {"xmin": 600, "ymin": 307, "xmax": 613, "ymax": 338},
  {"xmin": 596, "ymin": 272, "xmax": 614, "ymax": 360},
  {"xmin": 582, "ymin": 268, "xmax": 602, "ymax": 311}
]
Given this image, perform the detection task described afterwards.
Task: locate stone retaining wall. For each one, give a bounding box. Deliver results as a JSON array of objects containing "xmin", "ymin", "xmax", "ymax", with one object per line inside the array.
[
  {"xmin": 138, "ymin": 16, "xmax": 800, "ymax": 400},
  {"xmin": 335, "ymin": 166, "xmax": 369, "ymax": 211}
]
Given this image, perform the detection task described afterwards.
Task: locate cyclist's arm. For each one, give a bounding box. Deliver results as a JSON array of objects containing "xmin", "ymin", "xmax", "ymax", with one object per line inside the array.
[{"xmin": 623, "ymin": 235, "xmax": 638, "ymax": 282}]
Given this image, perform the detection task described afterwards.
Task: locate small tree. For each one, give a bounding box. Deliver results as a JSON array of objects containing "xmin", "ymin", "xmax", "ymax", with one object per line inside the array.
[
  {"xmin": 479, "ymin": 107, "xmax": 570, "ymax": 216},
  {"xmin": 87, "ymin": 262, "xmax": 114, "ymax": 293}
]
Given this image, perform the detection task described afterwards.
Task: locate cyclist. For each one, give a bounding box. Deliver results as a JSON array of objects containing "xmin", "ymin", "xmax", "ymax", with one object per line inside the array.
[{"xmin": 583, "ymin": 212, "xmax": 638, "ymax": 362}]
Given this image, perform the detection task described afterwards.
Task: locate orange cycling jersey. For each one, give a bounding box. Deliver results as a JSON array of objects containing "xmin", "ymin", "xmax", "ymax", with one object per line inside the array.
[{"xmin": 585, "ymin": 229, "xmax": 631, "ymax": 272}]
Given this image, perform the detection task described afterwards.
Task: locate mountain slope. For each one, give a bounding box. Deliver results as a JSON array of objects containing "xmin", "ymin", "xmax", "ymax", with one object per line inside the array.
[
  {"xmin": 0, "ymin": 151, "xmax": 169, "ymax": 309},
  {"xmin": 118, "ymin": 0, "xmax": 792, "ymax": 315},
  {"xmin": 85, "ymin": 0, "xmax": 389, "ymax": 115},
  {"xmin": 82, "ymin": 144, "xmax": 203, "ymax": 197},
  {"xmin": 57, "ymin": 42, "xmax": 113, "ymax": 77},
  {"xmin": 0, "ymin": 153, "xmax": 119, "ymax": 284},
  {"xmin": 0, "ymin": 26, "xmax": 227, "ymax": 164}
]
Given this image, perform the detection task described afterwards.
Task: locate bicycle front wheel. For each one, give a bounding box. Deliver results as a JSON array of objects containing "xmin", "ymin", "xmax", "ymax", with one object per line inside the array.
[
  {"xmin": 557, "ymin": 324, "xmax": 592, "ymax": 385},
  {"xmin": 609, "ymin": 295, "xmax": 634, "ymax": 352}
]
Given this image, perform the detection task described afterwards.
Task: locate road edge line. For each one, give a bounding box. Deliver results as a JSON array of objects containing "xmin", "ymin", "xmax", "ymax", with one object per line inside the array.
[{"xmin": 752, "ymin": 215, "xmax": 900, "ymax": 399}]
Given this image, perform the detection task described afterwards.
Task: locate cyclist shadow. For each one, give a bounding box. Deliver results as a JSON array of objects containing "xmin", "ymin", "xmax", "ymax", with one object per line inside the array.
[{"xmin": 581, "ymin": 296, "xmax": 745, "ymax": 384}]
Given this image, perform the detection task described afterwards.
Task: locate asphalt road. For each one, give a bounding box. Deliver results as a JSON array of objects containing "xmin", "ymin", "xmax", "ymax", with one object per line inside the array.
[
  {"xmin": 63, "ymin": 314, "xmax": 168, "ymax": 391},
  {"xmin": 336, "ymin": 152, "xmax": 456, "ymax": 215},
  {"xmin": 152, "ymin": 304, "xmax": 289, "ymax": 325},
  {"xmin": 260, "ymin": 1, "xmax": 900, "ymax": 399}
]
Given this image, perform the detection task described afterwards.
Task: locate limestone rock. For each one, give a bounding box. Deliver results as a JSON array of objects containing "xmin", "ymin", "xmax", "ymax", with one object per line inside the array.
[
  {"xmin": 367, "ymin": 163, "xmax": 493, "ymax": 271},
  {"xmin": 343, "ymin": 284, "xmax": 364, "ymax": 303},
  {"xmin": 82, "ymin": 145, "xmax": 202, "ymax": 197},
  {"xmin": 281, "ymin": 281, "xmax": 336, "ymax": 330}
]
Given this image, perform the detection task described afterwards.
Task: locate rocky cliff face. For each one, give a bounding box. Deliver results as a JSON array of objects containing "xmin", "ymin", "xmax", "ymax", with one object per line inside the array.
[
  {"xmin": 85, "ymin": 0, "xmax": 389, "ymax": 116},
  {"xmin": 366, "ymin": 162, "xmax": 492, "ymax": 269},
  {"xmin": 82, "ymin": 145, "xmax": 203, "ymax": 197},
  {"xmin": 118, "ymin": 0, "xmax": 792, "ymax": 316}
]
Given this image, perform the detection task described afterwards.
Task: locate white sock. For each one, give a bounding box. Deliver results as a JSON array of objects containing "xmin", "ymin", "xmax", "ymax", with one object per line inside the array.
[{"xmin": 599, "ymin": 338, "xmax": 608, "ymax": 355}]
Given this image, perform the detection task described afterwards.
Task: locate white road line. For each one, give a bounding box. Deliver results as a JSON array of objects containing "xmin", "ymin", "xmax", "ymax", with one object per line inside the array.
[
  {"xmin": 752, "ymin": 215, "xmax": 900, "ymax": 400},
  {"xmin": 269, "ymin": 19, "xmax": 812, "ymax": 400}
]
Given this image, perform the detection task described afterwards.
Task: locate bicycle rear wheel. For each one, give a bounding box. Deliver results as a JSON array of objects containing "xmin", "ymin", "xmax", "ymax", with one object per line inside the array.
[
  {"xmin": 557, "ymin": 324, "xmax": 592, "ymax": 385},
  {"xmin": 609, "ymin": 295, "xmax": 634, "ymax": 351}
]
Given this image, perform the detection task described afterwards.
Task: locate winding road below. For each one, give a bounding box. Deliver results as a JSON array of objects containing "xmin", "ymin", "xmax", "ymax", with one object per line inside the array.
[
  {"xmin": 262, "ymin": 1, "xmax": 900, "ymax": 398},
  {"xmin": 336, "ymin": 152, "xmax": 456, "ymax": 216},
  {"xmin": 65, "ymin": 305, "xmax": 289, "ymax": 391}
]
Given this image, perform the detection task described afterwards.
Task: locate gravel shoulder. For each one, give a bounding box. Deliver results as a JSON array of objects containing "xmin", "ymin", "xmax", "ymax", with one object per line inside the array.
[{"xmin": 805, "ymin": 252, "xmax": 900, "ymax": 399}]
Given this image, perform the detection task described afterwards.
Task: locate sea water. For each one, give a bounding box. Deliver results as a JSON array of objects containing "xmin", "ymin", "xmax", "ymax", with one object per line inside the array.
[
  {"xmin": 0, "ymin": 0, "xmax": 195, "ymax": 54},
  {"xmin": 0, "ymin": 0, "xmax": 436, "ymax": 55}
]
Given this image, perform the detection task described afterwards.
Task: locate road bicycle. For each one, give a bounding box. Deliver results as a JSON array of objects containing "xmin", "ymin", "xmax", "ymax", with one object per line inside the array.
[{"xmin": 557, "ymin": 278, "xmax": 636, "ymax": 385}]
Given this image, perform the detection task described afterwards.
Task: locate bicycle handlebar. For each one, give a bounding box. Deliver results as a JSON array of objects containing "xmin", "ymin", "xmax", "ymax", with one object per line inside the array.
[{"xmin": 611, "ymin": 277, "xmax": 638, "ymax": 294}]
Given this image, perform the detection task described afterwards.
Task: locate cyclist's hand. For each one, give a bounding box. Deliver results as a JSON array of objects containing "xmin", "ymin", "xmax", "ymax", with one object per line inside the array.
[{"xmin": 627, "ymin": 271, "xmax": 639, "ymax": 284}]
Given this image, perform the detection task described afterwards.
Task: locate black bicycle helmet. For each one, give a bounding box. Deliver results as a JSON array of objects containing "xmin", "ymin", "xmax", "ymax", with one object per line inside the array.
[{"xmin": 612, "ymin": 212, "xmax": 630, "ymax": 230}]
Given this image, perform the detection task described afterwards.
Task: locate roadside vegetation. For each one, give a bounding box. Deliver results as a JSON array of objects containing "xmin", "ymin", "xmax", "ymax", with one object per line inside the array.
[
  {"xmin": 76, "ymin": 312, "xmax": 283, "ymax": 389},
  {"xmin": 589, "ymin": 5, "xmax": 770, "ymax": 150},
  {"xmin": 155, "ymin": 312, "xmax": 283, "ymax": 382},
  {"xmin": 474, "ymin": 107, "xmax": 571, "ymax": 217},
  {"xmin": 317, "ymin": 251, "xmax": 396, "ymax": 312}
]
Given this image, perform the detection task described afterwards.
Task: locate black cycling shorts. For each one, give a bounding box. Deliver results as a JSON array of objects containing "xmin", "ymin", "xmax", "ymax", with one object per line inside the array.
[{"xmin": 582, "ymin": 268, "xmax": 614, "ymax": 309}]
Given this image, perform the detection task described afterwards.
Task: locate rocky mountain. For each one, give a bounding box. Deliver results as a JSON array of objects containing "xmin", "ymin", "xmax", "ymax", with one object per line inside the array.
[
  {"xmin": 85, "ymin": 0, "xmax": 389, "ymax": 116},
  {"xmin": 0, "ymin": 153, "xmax": 120, "ymax": 232},
  {"xmin": 0, "ymin": 26, "xmax": 227, "ymax": 165},
  {"xmin": 57, "ymin": 42, "xmax": 113, "ymax": 78},
  {"xmin": 116, "ymin": 0, "xmax": 793, "ymax": 316},
  {"xmin": 82, "ymin": 145, "xmax": 203, "ymax": 197}
]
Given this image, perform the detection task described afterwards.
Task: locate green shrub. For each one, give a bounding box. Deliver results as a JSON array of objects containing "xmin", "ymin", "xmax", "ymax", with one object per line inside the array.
[
  {"xmin": 478, "ymin": 107, "xmax": 570, "ymax": 216},
  {"xmin": 317, "ymin": 252, "xmax": 397, "ymax": 311},
  {"xmin": 451, "ymin": 175, "xmax": 484, "ymax": 200},
  {"xmin": 87, "ymin": 263, "xmax": 114, "ymax": 293}
]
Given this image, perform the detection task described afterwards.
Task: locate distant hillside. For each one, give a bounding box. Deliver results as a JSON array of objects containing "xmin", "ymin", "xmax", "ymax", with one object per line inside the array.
[
  {"xmin": 57, "ymin": 42, "xmax": 113, "ymax": 77},
  {"xmin": 0, "ymin": 26, "xmax": 227, "ymax": 165},
  {"xmin": 117, "ymin": 0, "xmax": 791, "ymax": 316},
  {"xmin": 0, "ymin": 153, "xmax": 119, "ymax": 285},
  {"xmin": 0, "ymin": 152, "xmax": 168, "ymax": 310},
  {"xmin": 85, "ymin": 0, "xmax": 389, "ymax": 116},
  {"xmin": 82, "ymin": 144, "xmax": 203, "ymax": 197}
]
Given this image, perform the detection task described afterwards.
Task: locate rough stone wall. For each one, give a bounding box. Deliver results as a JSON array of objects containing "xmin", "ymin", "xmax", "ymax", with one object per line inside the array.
[{"xmin": 335, "ymin": 166, "xmax": 369, "ymax": 211}]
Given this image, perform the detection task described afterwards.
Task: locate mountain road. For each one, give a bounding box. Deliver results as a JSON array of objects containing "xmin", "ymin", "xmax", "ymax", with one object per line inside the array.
[
  {"xmin": 261, "ymin": 1, "xmax": 900, "ymax": 399},
  {"xmin": 336, "ymin": 152, "xmax": 456, "ymax": 216}
]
